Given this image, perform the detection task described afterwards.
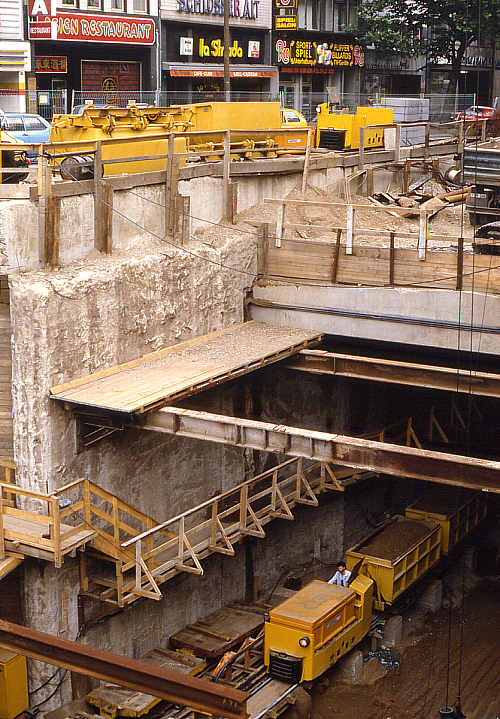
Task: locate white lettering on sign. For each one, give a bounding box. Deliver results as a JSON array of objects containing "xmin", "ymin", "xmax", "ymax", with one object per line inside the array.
[
  {"xmin": 28, "ymin": 0, "xmax": 57, "ymax": 17},
  {"xmin": 176, "ymin": 0, "xmax": 260, "ymax": 20}
]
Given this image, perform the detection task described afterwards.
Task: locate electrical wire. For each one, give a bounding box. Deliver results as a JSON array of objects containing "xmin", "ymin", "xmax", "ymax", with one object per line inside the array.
[{"xmin": 45, "ymin": 153, "xmax": 500, "ymax": 293}]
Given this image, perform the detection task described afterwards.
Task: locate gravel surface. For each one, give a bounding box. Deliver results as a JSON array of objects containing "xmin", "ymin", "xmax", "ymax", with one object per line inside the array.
[{"xmin": 356, "ymin": 519, "xmax": 431, "ymax": 562}]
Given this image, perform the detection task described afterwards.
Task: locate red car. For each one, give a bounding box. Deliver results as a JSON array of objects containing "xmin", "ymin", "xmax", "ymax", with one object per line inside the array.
[{"xmin": 452, "ymin": 105, "xmax": 495, "ymax": 123}]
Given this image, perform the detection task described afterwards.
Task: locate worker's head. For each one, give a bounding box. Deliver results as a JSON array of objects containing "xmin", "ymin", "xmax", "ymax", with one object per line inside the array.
[{"xmin": 338, "ymin": 561, "xmax": 347, "ymax": 572}]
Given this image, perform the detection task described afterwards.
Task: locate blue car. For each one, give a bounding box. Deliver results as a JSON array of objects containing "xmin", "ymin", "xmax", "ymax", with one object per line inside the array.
[{"xmin": 0, "ymin": 112, "xmax": 51, "ymax": 157}]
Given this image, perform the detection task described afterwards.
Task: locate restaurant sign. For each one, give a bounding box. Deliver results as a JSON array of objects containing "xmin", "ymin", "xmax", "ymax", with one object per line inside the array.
[
  {"xmin": 29, "ymin": 12, "xmax": 156, "ymax": 45},
  {"xmin": 35, "ymin": 55, "xmax": 67, "ymax": 72}
]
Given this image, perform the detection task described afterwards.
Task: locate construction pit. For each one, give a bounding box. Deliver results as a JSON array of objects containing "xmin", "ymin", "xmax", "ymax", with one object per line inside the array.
[{"xmin": 0, "ymin": 135, "xmax": 499, "ymax": 719}]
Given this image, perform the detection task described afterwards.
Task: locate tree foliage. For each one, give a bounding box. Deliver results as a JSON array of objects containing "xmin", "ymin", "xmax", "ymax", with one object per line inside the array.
[{"xmin": 357, "ymin": 0, "xmax": 500, "ymax": 72}]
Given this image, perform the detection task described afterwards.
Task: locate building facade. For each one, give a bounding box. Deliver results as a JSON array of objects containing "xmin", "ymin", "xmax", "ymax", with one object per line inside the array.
[
  {"xmin": 0, "ymin": 0, "xmax": 32, "ymax": 112},
  {"xmin": 27, "ymin": 0, "xmax": 159, "ymax": 110},
  {"xmin": 160, "ymin": 0, "xmax": 277, "ymax": 98},
  {"xmin": 273, "ymin": 0, "xmax": 363, "ymax": 118}
]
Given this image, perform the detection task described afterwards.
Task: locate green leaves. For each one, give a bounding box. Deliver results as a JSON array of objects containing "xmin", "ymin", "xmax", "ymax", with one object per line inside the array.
[{"xmin": 357, "ymin": 0, "xmax": 499, "ymax": 67}]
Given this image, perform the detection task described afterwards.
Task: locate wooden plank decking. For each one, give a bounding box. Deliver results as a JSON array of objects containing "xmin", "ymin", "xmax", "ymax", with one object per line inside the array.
[
  {"xmin": 50, "ymin": 322, "xmax": 322, "ymax": 415},
  {"xmin": 2, "ymin": 513, "xmax": 95, "ymax": 562}
]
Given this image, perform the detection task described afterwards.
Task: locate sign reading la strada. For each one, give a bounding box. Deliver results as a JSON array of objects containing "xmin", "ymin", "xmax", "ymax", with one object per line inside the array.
[
  {"xmin": 29, "ymin": 12, "xmax": 155, "ymax": 44},
  {"xmin": 176, "ymin": 0, "xmax": 260, "ymax": 20},
  {"xmin": 275, "ymin": 38, "xmax": 364, "ymax": 68}
]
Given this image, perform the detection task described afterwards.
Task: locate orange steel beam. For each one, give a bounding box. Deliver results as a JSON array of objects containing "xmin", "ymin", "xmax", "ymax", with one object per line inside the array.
[
  {"xmin": 0, "ymin": 620, "xmax": 248, "ymax": 719},
  {"xmin": 141, "ymin": 406, "xmax": 500, "ymax": 494},
  {"xmin": 285, "ymin": 350, "xmax": 500, "ymax": 398}
]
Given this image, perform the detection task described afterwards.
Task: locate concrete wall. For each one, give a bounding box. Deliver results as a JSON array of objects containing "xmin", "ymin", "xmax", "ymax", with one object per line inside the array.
[
  {"xmin": 0, "ymin": 161, "xmax": 387, "ymax": 272},
  {"xmin": 251, "ymin": 284, "xmax": 500, "ymax": 356},
  {"xmin": 9, "ymin": 235, "xmax": 257, "ymax": 708}
]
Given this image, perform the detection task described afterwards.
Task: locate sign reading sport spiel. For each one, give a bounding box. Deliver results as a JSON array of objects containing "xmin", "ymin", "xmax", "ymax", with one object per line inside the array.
[
  {"xmin": 275, "ymin": 38, "xmax": 364, "ymax": 68},
  {"xmin": 29, "ymin": 12, "xmax": 155, "ymax": 45}
]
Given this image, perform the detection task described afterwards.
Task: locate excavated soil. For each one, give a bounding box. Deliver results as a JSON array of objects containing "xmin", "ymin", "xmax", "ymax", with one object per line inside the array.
[
  {"xmin": 205, "ymin": 181, "xmax": 476, "ymax": 256},
  {"xmin": 311, "ymin": 579, "xmax": 500, "ymax": 719},
  {"xmin": 355, "ymin": 519, "xmax": 431, "ymax": 562}
]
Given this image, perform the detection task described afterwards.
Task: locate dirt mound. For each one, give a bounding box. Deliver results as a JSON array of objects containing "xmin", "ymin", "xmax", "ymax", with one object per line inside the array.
[{"xmin": 356, "ymin": 519, "xmax": 431, "ymax": 562}]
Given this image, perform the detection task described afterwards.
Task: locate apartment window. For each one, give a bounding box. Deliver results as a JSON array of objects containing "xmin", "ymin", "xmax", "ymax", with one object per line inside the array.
[
  {"xmin": 310, "ymin": 0, "xmax": 318, "ymax": 29},
  {"xmin": 61, "ymin": 0, "xmax": 77, "ymax": 6},
  {"xmin": 130, "ymin": 0, "xmax": 146, "ymax": 11},
  {"xmin": 87, "ymin": 0, "xmax": 101, "ymax": 7},
  {"xmin": 111, "ymin": 0, "xmax": 123, "ymax": 8}
]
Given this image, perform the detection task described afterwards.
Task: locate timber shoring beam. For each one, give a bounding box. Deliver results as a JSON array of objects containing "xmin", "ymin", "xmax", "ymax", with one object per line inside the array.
[
  {"xmin": 0, "ymin": 619, "xmax": 247, "ymax": 719},
  {"xmin": 285, "ymin": 350, "xmax": 500, "ymax": 398},
  {"xmin": 141, "ymin": 407, "xmax": 500, "ymax": 494}
]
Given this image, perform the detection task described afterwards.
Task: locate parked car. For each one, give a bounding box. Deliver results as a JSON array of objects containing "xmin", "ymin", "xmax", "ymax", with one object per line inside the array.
[
  {"xmin": 280, "ymin": 108, "xmax": 309, "ymax": 128},
  {"xmin": 0, "ymin": 112, "xmax": 51, "ymax": 157},
  {"xmin": 452, "ymin": 106, "xmax": 495, "ymax": 124}
]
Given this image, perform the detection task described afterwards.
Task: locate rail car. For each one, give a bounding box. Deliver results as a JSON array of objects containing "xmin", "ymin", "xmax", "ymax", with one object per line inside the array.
[{"xmin": 264, "ymin": 495, "xmax": 487, "ymax": 684}]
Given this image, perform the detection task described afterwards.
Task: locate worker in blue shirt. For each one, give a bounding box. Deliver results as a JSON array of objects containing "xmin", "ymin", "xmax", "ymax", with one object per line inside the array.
[{"xmin": 327, "ymin": 561, "xmax": 352, "ymax": 587}]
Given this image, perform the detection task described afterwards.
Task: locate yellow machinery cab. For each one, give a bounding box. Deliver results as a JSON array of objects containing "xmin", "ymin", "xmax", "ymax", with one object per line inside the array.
[
  {"xmin": 264, "ymin": 576, "xmax": 373, "ymax": 683},
  {"xmin": 315, "ymin": 104, "xmax": 393, "ymax": 151}
]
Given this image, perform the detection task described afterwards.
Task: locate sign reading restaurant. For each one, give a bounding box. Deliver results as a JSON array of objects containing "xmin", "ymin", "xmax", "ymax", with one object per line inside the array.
[
  {"xmin": 28, "ymin": 12, "xmax": 156, "ymax": 44},
  {"xmin": 176, "ymin": 0, "xmax": 260, "ymax": 20}
]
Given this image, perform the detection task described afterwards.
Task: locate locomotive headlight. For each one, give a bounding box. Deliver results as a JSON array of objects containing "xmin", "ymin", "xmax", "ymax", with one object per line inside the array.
[{"xmin": 298, "ymin": 636, "xmax": 310, "ymax": 648}]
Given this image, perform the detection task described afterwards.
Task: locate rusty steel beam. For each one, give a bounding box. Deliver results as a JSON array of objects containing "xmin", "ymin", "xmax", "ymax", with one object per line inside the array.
[
  {"xmin": 285, "ymin": 350, "xmax": 500, "ymax": 398},
  {"xmin": 141, "ymin": 407, "xmax": 500, "ymax": 494},
  {"xmin": 0, "ymin": 620, "xmax": 247, "ymax": 719}
]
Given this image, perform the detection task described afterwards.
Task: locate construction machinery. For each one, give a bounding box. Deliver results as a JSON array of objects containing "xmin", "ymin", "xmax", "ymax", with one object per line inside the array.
[
  {"xmin": 464, "ymin": 138, "xmax": 500, "ymax": 226},
  {"xmin": 315, "ymin": 104, "xmax": 393, "ymax": 151},
  {"xmin": 345, "ymin": 515, "xmax": 441, "ymax": 611},
  {"xmin": 0, "ymin": 650, "xmax": 28, "ymax": 719},
  {"xmin": 49, "ymin": 102, "xmax": 309, "ymax": 179},
  {"xmin": 264, "ymin": 577, "xmax": 374, "ymax": 682}
]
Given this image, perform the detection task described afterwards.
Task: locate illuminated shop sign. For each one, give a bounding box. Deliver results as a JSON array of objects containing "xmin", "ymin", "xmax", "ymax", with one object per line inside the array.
[
  {"xmin": 275, "ymin": 38, "xmax": 364, "ymax": 68},
  {"xmin": 29, "ymin": 12, "xmax": 155, "ymax": 45},
  {"xmin": 176, "ymin": 0, "xmax": 260, "ymax": 20},
  {"xmin": 177, "ymin": 33, "xmax": 261, "ymax": 62}
]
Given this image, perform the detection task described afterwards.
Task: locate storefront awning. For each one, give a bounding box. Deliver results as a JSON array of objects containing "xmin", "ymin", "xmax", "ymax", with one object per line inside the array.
[{"xmin": 164, "ymin": 63, "xmax": 277, "ymax": 79}]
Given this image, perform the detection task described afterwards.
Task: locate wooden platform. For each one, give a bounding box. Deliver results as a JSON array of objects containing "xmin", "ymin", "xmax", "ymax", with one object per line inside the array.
[
  {"xmin": 87, "ymin": 647, "xmax": 206, "ymax": 718},
  {"xmin": 50, "ymin": 321, "xmax": 322, "ymax": 415},
  {"xmin": 170, "ymin": 604, "xmax": 265, "ymax": 659},
  {"xmin": 2, "ymin": 513, "xmax": 95, "ymax": 562}
]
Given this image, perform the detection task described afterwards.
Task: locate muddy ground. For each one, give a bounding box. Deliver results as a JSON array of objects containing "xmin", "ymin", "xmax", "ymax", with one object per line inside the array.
[{"xmin": 312, "ymin": 578, "xmax": 500, "ymax": 719}]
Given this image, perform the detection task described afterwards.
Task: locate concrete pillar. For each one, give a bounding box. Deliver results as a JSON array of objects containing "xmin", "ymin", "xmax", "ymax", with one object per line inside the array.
[
  {"xmin": 418, "ymin": 579, "xmax": 443, "ymax": 613},
  {"xmin": 382, "ymin": 615, "xmax": 403, "ymax": 648}
]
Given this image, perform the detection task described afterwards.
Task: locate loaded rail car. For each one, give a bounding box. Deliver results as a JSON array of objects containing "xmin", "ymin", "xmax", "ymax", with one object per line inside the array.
[
  {"xmin": 405, "ymin": 490, "xmax": 487, "ymax": 555},
  {"xmin": 345, "ymin": 515, "xmax": 442, "ymax": 611},
  {"xmin": 264, "ymin": 577, "xmax": 374, "ymax": 682}
]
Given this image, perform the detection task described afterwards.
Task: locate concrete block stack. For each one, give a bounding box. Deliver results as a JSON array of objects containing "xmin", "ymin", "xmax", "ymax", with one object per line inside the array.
[{"xmin": 375, "ymin": 97, "xmax": 430, "ymax": 145}]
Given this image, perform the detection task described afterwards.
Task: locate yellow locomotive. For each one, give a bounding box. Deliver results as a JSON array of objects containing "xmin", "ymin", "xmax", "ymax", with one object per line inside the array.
[
  {"xmin": 265, "ymin": 492, "xmax": 487, "ymax": 683},
  {"xmin": 264, "ymin": 576, "xmax": 373, "ymax": 682}
]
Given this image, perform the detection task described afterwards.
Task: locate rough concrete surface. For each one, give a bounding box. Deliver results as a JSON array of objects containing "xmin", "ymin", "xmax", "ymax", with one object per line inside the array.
[{"xmin": 10, "ymin": 228, "xmax": 257, "ymax": 708}]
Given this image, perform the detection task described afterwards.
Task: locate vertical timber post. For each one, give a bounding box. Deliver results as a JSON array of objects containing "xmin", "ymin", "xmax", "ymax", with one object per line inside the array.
[
  {"xmin": 93, "ymin": 141, "xmax": 104, "ymax": 252},
  {"xmin": 358, "ymin": 127, "xmax": 365, "ymax": 169},
  {"xmin": 223, "ymin": 129, "xmax": 231, "ymax": 222},
  {"xmin": 301, "ymin": 128, "xmax": 313, "ymax": 192}
]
